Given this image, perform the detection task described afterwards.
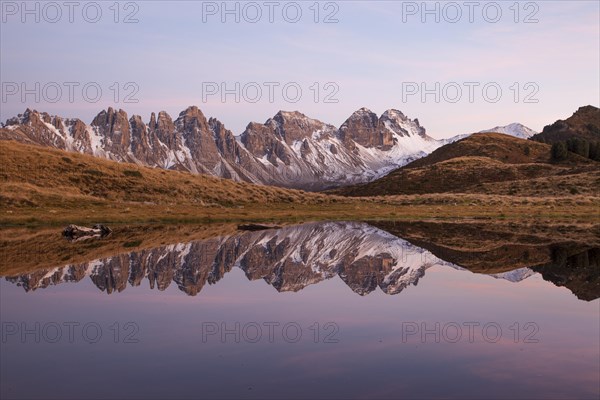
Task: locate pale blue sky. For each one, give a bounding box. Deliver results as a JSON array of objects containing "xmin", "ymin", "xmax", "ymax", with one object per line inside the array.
[{"xmin": 1, "ymin": 0, "xmax": 598, "ymax": 138}]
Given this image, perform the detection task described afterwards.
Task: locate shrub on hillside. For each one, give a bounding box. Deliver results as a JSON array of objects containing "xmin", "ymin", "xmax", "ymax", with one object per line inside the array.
[{"xmin": 551, "ymin": 142, "xmax": 568, "ymax": 161}]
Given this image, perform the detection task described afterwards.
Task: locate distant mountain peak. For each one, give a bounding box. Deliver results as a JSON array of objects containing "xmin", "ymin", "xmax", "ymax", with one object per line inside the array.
[
  {"xmin": 354, "ymin": 106, "xmax": 375, "ymax": 114},
  {"xmin": 530, "ymin": 105, "xmax": 599, "ymax": 144},
  {"xmin": 177, "ymin": 105, "xmax": 205, "ymax": 120},
  {"xmin": 381, "ymin": 109, "xmax": 407, "ymax": 121},
  {"xmin": 576, "ymin": 104, "xmax": 598, "ymax": 113},
  {"xmin": 274, "ymin": 110, "xmax": 306, "ymax": 119},
  {"xmin": 478, "ymin": 123, "xmax": 537, "ymax": 139}
]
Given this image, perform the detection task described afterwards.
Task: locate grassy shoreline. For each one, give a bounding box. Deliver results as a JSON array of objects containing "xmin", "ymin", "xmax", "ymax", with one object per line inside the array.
[
  {"xmin": 1, "ymin": 140, "xmax": 599, "ymax": 227},
  {"xmin": 2, "ymin": 216, "xmax": 598, "ymax": 279},
  {"xmin": 2, "ymin": 196, "xmax": 599, "ymax": 227}
]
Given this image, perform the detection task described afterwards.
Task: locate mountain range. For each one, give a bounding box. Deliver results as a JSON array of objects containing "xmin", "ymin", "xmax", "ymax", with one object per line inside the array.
[
  {"xmin": 335, "ymin": 107, "xmax": 600, "ymax": 197},
  {"xmin": 0, "ymin": 106, "xmax": 536, "ymax": 190}
]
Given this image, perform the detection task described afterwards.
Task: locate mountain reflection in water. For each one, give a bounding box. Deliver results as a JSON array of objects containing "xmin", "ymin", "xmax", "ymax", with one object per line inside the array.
[{"xmin": 4, "ymin": 221, "xmax": 599, "ymax": 301}]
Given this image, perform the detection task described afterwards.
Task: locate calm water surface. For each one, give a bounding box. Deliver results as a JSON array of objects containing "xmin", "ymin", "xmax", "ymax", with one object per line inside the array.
[{"xmin": 1, "ymin": 221, "xmax": 598, "ymax": 399}]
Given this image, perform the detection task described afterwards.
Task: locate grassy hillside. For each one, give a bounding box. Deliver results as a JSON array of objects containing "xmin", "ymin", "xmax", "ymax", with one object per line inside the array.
[
  {"xmin": 408, "ymin": 132, "xmax": 554, "ymax": 168},
  {"xmin": 0, "ymin": 140, "xmax": 329, "ymax": 207},
  {"xmin": 334, "ymin": 133, "xmax": 599, "ymax": 196},
  {"xmin": 1, "ymin": 140, "xmax": 599, "ymax": 226}
]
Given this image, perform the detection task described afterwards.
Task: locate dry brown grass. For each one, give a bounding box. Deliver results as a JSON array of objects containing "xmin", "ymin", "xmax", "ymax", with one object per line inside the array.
[
  {"xmin": 408, "ymin": 133, "xmax": 588, "ymax": 167},
  {"xmin": 1, "ymin": 140, "xmax": 599, "ymax": 226},
  {"xmin": 334, "ymin": 133, "xmax": 599, "ymax": 196},
  {"xmin": 0, "ymin": 140, "xmax": 336, "ymax": 207}
]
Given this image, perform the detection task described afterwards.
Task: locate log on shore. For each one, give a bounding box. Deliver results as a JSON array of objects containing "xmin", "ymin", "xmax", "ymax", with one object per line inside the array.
[{"xmin": 62, "ymin": 224, "xmax": 112, "ymax": 241}]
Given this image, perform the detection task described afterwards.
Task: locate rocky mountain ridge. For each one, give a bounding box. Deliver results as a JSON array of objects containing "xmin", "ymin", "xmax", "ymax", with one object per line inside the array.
[
  {"xmin": 0, "ymin": 106, "xmax": 448, "ymax": 190},
  {"xmin": 531, "ymin": 105, "xmax": 600, "ymax": 143}
]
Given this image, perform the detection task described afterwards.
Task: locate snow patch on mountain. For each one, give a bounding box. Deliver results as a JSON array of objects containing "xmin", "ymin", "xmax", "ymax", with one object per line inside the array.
[
  {"xmin": 479, "ymin": 123, "xmax": 537, "ymax": 139},
  {"xmin": 489, "ymin": 267, "xmax": 536, "ymax": 282},
  {"xmin": 1, "ymin": 107, "xmax": 537, "ymax": 190}
]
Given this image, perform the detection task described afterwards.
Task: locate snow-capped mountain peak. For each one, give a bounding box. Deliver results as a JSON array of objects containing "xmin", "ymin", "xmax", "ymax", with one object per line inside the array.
[
  {"xmin": 2, "ymin": 106, "xmax": 524, "ymax": 190},
  {"xmin": 478, "ymin": 123, "xmax": 537, "ymax": 139}
]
